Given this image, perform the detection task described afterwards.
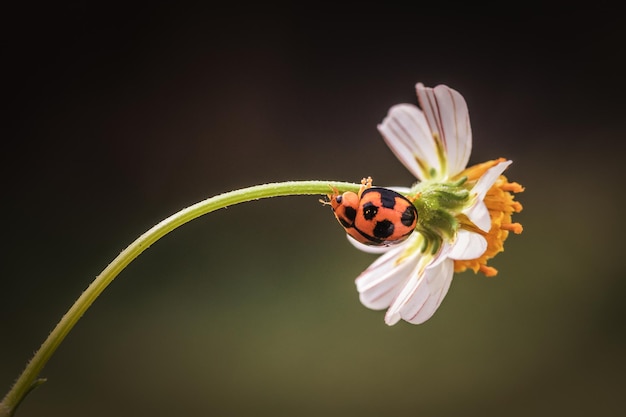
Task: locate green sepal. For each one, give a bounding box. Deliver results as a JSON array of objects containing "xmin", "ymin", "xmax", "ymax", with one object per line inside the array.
[{"xmin": 409, "ymin": 177, "xmax": 471, "ymax": 254}]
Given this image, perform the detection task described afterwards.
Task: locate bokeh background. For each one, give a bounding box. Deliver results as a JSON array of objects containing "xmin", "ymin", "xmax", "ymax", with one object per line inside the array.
[{"xmin": 3, "ymin": 7, "xmax": 625, "ymax": 417}]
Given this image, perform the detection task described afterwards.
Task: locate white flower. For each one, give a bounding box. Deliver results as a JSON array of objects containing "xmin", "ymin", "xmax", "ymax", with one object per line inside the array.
[{"xmin": 353, "ymin": 83, "xmax": 523, "ymax": 325}]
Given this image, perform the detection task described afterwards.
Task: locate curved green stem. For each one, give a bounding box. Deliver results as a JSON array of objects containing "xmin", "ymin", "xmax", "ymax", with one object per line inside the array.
[{"xmin": 0, "ymin": 180, "xmax": 361, "ymax": 417}]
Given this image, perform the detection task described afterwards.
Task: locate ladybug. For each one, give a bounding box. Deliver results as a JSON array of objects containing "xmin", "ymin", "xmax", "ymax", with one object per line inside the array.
[{"xmin": 326, "ymin": 177, "xmax": 418, "ymax": 246}]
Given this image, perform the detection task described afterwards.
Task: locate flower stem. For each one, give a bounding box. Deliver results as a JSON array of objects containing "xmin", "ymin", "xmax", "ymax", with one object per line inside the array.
[{"xmin": 0, "ymin": 180, "xmax": 360, "ymax": 417}]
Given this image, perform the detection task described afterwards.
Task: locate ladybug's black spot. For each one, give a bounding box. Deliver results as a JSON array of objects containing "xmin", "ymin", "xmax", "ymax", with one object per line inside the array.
[
  {"xmin": 379, "ymin": 192, "xmax": 397, "ymax": 209},
  {"xmin": 338, "ymin": 217, "xmax": 352, "ymax": 228},
  {"xmin": 362, "ymin": 202, "xmax": 378, "ymax": 220},
  {"xmin": 373, "ymin": 220, "xmax": 394, "ymax": 238},
  {"xmin": 401, "ymin": 206, "xmax": 417, "ymax": 226},
  {"xmin": 343, "ymin": 206, "xmax": 357, "ymax": 223}
]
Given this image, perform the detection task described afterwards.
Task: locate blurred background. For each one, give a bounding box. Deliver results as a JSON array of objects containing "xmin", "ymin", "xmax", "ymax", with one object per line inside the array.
[{"xmin": 2, "ymin": 7, "xmax": 624, "ymax": 417}]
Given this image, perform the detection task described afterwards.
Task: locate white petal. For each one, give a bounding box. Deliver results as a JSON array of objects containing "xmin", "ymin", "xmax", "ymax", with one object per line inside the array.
[
  {"xmin": 463, "ymin": 160, "xmax": 512, "ymax": 232},
  {"xmin": 464, "ymin": 200, "xmax": 491, "ymax": 232},
  {"xmin": 416, "ymin": 83, "xmax": 472, "ymax": 177},
  {"xmin": 347, "ymin": 234, "xmax": 396, "ymax": 254},
  {"xmin": 447, "ymin": 229, "xmax": 487, "ymax": 260},
  {"xmin": 355, "ymin": 239, "xmax": 421, "ymax": 310},
  {"xmin": 377, "ymin": 104, "xmax": 440, "ymax": 181},
  {"xmin": 405, "ymin": 260, "xmax": 455, "ymax": 324},
  {"xmin": 385, "ymin": 258, "xmax": 454, "ymax": 325},
  {"xmin": 472, "ymin": 160, "xmax": 512, "ymax": 200}
]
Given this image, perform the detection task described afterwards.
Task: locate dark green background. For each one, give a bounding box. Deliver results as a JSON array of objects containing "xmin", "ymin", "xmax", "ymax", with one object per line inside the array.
[{"xmin": 3, "ymin": 8, "xmax": 624, "ymax": 416}]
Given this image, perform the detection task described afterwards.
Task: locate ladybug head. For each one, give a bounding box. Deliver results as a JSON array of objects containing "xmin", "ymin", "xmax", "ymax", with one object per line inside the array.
[{"xmin": 330, "ymin": 191, "xmax": 359, "ymax": 228}]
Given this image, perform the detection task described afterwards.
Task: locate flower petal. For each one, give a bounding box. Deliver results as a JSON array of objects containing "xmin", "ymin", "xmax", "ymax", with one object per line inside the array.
[
  {"xmin": 385, "ymin": 258, "xmax": 454, "ymax": 325},
  {"xmin": 416, "ymin": 83, "xmax": 472, "ymax": 177},
  {"xmin": 472, "ymin": 160, "xmax": 512, "ymax": 200},
  {"xmin": 377, "ymin": 104, "xmax": 440, "ymax": 181},
  {"xmin": 464, "ymin": 200, "xmax": 491, "ymax": 232},
  {"xmin": 447, "ymin": 229, "xmax": 487, "ymax": 260},
  {"xmin": 464, "ymin": 160, "xmax": 512, "ymax": 232},
  {"xmin": 355, "ymin": 239, "xmax": 421, "ymax": 310},
  {"xmin": 405, "ymin": 260, "xmax": 454, "ymax": 325},
  {"xmin": 346, "ymin": 234, "xmax": 396, "ymax": 254}
]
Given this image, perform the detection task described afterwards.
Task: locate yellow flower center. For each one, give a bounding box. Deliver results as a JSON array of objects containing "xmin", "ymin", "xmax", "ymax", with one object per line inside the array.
[{"xmin": 453, "ymin": 158, "xmax": 524, "ymax": 277}]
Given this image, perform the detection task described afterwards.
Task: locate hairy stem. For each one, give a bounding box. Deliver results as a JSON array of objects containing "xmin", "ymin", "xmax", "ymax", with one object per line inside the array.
[{"xmin": 0, "ymin": 180, "xmax": 360, "ymax": 417}]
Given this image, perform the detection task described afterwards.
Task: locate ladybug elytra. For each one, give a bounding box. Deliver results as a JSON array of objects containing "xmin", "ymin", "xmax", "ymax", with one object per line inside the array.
[{"xmin": 327, "ymin": 177, "xmax": 418, "ymax": 246}]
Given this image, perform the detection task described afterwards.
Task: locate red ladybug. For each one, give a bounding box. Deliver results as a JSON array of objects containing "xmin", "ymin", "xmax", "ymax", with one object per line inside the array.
[{"xmin": 328, "ymin": 177, "xmax": 418, "ymax": 246}]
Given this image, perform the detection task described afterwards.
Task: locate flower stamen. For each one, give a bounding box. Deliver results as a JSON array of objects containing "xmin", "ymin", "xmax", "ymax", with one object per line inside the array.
[
  {"xmin": 479, "ymin": 264, "xmax": 499, "ymax": 277},
  {"xmin": 501, "ymin": 222, "xmax": 523, "ymax": 234},
  {"xmin": 454, "ymin": 167, "xmax": 524, "ymax": 277}
]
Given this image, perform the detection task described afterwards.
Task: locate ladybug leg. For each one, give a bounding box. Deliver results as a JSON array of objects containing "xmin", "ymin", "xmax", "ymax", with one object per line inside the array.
[
  {"xmin": 319, "ymin": 185, "xmax": 339, "ymax": 205},
  {"xmin": 406, "ymin": 192, "xmax": 421, "ymax": 203},
  {"xmin": 358, "ymin": 176, "xmax": 373, "ymax": 197}
]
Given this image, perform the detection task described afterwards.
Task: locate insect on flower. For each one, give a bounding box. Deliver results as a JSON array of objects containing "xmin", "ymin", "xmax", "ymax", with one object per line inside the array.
[
  {"xmin": 326, "ymin": 176, "xmax": 418, "ymax": 247},
  {"xmin": 328, "ymin": 83, "xmax": 524, "ymax": 325}
]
